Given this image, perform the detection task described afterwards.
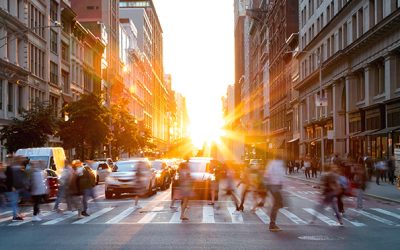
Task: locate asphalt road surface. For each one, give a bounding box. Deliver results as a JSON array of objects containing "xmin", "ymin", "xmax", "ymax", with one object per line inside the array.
[{"xmin": 1, "ymin": 177, "xmax": 399, "ymax": 250}]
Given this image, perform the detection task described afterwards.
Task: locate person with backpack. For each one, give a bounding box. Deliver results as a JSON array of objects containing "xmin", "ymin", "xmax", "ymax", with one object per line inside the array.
[{"xmin": 79, "ymin": 161, "xmax": 96, "ymax": 217}]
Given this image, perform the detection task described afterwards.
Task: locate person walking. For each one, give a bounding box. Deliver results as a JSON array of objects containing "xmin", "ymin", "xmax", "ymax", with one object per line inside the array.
[
  {"xmin": 304, "ymin": 157, "xmax": 311, "ymax": 179},
  {"xmin": 208, "ymin": 160, "xmax": 222, "ymax": 206},
  {"xmin": 29, "ymin": 161, "xmax": 49, "ymax": 222},
  {"xmin": 53, "ymin": 160, "xmax": 73, "ymax": 213},
  {"xmin": 263, "ymin": 155, "xmax": 286, "ymax": 232},
  {"xmin": 387, "ymin": 156, "xmax": 395, "ymax": 185},
  {"xmin": 337, "ymin": 168, "xmax": 349, "ymax": 215},
  {"xmin": 0, "ymin": 163, "xmax": 7, "ymax": 210},
  {"xmin": 132, "ymin": 161, "xmax": 148, "ymax": 209},
  {"xmin": 236, "ymin": 165, "xmax": 252, "ymax": 211},
  {"xmin": 353, "ymin": 163, "xmax": 367, "ymax": 209},
  {"xmin": 179, "ymin": 162, "xmax": 192, "ymax": 221},
  {"xmin": 5, "ymin": 156, "xmax": 29, "ymax": 221},
  {"xmin": 309, "ymin": 165, "xmax": 343, "ymax": 226},
  {"xmin": 69, "ymin": 160, "xmax": 83, "ymax": 219},
  {"xmin": 79, "ymin": 161, "xmax": 96, "ymax": 217}
]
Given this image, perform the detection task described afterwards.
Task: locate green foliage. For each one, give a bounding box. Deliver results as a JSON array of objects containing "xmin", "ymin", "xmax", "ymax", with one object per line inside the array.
[
  {"xmin": 57, "ymin": 93, "xmax": 109, "ymax": 159},
  {"xmin": 0, "ymin": 102, "xmax": 58, "ymax": 153}
]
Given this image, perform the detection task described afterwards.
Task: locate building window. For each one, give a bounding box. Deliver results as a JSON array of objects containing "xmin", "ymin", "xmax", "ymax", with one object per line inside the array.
[
  {"xmin": 375, "ymin": 62, "xmax": 385, "ymax": 96},
  {"xmin": 49, "ymin": 95, "xmax": 59, "ymax": 117},
  {"xmin": 29, "ymin": 4, "xmax": 45, "ymax": 38},
  {"xmin": 50, "ymin": 30, "xmax": 58, "ymax": 54},
  {"xmin": 61, "ymin": 42, "xmax": 69, "ymax": 61},
  {"xmin": 17, "ymin": 86, "xmax": 23, "ymax": 114},
  {"xmin": 352, "ymin": 13, "xmax": 357, "ymax": 41},
  {"xmin": 396, "ymin": 54, "xmax": 400, "ymax": 89},
  {"xmin": 358, "ymin": 8, "xmax": 364, "ymax": 37},
  {"xmin": 50, "ymin": 0, "xmax": 58, "ymax": 21},
  {"xmin": 338, "ymin": 27, "xmax": 343, "ymax": 50},
  {"xmin": 50, "ymin": 62, "xmax": 58, "ymax": 85},
  {"xmin": 0, "ymin": 80, "xmax": 2, "ymax": 109},
  {"xmin": 8, "ymin": 82, "xmax": 13, "ymax": 112},
  {"xmin": 309, "ymin": 0, "xmax": 314, "ymax": 18},
  {"xmin": 29, "ymin": 44, "xmax": 45, "ymax": 79},
  {"xmin": 343, "ymin": 22, "xmax": 348, "ymax": 47},
  {"xmin": 356, "ymin": 71, "xmax": 365, "ymax": 102},
  {"xmin": 62, "ymin": 71, "xmax": 70, "ymax": 93}
]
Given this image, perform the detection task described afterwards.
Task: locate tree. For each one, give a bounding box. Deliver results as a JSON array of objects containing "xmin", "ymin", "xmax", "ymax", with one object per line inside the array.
[
  {"xmin": 0, "ymin": 103, "xmax": 58, "ymax": 153},
  {"xmin": 137, "ymin": 128, "xmax": 156, "ymax": 156},
  {"xmin": 57, "ymin": 93, "xmax": 109, "ymax": 160},
  {"xmin": 110, "ymin": 99, "xmax": 139, "ymax": 158}
]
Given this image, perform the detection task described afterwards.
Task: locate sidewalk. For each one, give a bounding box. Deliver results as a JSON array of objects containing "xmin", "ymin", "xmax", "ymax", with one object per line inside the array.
[{"xmin": 286, "ymin": 171, "xmax": 400, "ymax": 204}]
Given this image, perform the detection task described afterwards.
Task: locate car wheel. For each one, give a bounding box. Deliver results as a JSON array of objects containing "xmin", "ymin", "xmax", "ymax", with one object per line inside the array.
[{"xmin": 105, "ymin": 191, "xmax": 113, "ymax": 199}]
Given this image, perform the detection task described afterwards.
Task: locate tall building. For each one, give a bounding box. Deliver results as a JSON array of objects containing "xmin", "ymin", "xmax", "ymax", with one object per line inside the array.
[
  {"xmin": 297, "ymin": 0, "xmax": 400, "ymax": 164},
  {"xmin": 267, "ymin": 0, "xmax": 299, "ymax": 156},
  {"xmin": 71, "ymin": 0, "xmax": 122, "ymax": 107},
  {"xmin": 120, "ymin": 0, "xmax": 167, "ymax": 153}
]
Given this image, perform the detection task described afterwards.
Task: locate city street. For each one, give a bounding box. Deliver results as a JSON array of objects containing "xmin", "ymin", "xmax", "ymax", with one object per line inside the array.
[{"xmin": 1, "ymin": 177, "xmax": 399, "ymax": 250}]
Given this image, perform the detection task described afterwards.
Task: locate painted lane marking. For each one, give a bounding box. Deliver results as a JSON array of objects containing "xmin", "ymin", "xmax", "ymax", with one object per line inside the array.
[
  {"xmin": 227, "ymin": 206, "xmax": 243, "ymax": 224},
  {"xmin": 137, "ymin": 206, "xmax": 163, "ymax": 224},
  {"xmin": 303, "ymin": 208, "xmax": 341, "ymax": 226},
  {"xmin": 350, "ymin": 209, "xmax": 395, "ymax": 226},
  {"xmin": 73, "ymin": 207, "xmax": 114, "ymax": 224},
  {"xmin": 106, "ymin": 207, "xmax": 136, "ymax": 224},
  {"xmin": 255, "ymin": 209, "xmax": 270, "ymax": 224},
  {"xmin": 202, "ymin": 206, "xmax": 215, "ymax": 223},
  {"xmin": 280, "ymin": 208, "xmax": 306, "ymax": 224}
]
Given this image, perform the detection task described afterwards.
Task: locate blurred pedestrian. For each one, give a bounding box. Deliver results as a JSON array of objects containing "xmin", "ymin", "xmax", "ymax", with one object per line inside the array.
[
  {"xmin": 29, "ymin": 160, "xmax": 49, "ymax": 222},
  {"xmin": 69, "ymin": 160, "xmax": 83, "ymax": 219},
  {"xmin": 79, "ymin": 161, "xmax": 96, "ymax": 217},
  {"xmin": 375, "ymin": 160, "xmax": 387, "ymax": 185},
  {"xmin": 263, "ymin": 156, "xmax": 286, "ymax": 232},
  {"xmin": 304, "ymin": 157, "xmax": 311, "ymax": 179},
  {"xmin": 311, "ymin": 157, "xmax": 318, "ymax": 178},
  {"xmin": 179, "ymin": 162, "xmax": 192, "ymax": 220},
  {"xmin": 387, "ymin": 156, "xmax": 395, "ymax": 185},
  {"xmin": 208, "ymin": 160, "xmax": 222, "ymax": 206},
  {"xmin": 365, "ymin": 156, "xmax": 374, "ymax": 181},
  {"xmin": 309, "ymin": 165, "xmax": 343, "ymax": 226},
  {"xmin": 353, "ymin": 163, "xmax": 367, "ymax": 209},
  {"xmin": 0, "ymin": 163, "xmax": 7, "ymax": 210},
  {"xmin": 53, "ymin": 160, "xmax": 73, "ymax": 213},
  {"xmin": 5, "ymin": 156, "xmax": 29, "ymax": 221},
  {"xmin": 132, "ymin": 161, "xmax": 148, "ymax": 209},
  {"xmin": 337, "ymin": 168, "xmax": 349, "ymax": 215},
  {"xmin": 236, "ymin": 165, "xmax": 251, "ymax": 211},
  {"xmin": 221, "ymin": 164, "xmax": 240, "ymax": 212}
]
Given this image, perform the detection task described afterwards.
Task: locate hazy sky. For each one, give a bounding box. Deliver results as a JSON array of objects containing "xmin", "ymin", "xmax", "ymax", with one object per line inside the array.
[{"xmin": 153, "ymin": 0, "xmax": 234, "ymax": 146}]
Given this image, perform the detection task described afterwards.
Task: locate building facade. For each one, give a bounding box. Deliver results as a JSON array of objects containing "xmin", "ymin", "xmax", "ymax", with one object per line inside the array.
[{"xmin": 297, "ymin": 0, "xmax": 400, "ymax": 164}]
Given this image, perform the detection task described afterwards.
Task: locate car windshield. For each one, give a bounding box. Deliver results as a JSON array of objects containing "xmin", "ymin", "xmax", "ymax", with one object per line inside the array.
[
  {"xmin": 151, "ymin": 162, "xmax": 163, "ymax": 170},
  {"xmin": 188, "ymin": 161, "xmax": 208, "ymax": 173},
  {"xmin": 114, "ymin": 162, "xmax": 140, "ymax": 172}
]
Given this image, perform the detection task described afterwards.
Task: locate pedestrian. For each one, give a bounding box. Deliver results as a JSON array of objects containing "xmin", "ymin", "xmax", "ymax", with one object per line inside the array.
[
  {"xmin": 353, "ymin": 163, "xmax": 367, "ymax": 209},
  {"xmin": 69, "ymin": 160, "xmax": 83, "ymax": 219},
  {"xmin": 236, "ymin": 165, "xmax": 251, "ymax": 211},
  {"xmin": 29, "ymin": 160, "xmax": 49, "ymax": 222},
  {"xmin": 304, "ymin": 157, "xmax": 311, "ymax": 179},
  {"xmin": 365, "ymin": 156, "xmax": 374, "ymax": 181},
  {"xmin": 0, "ymin": 163, "xmax": 7, "ymax": 210},
  {"xmin": 5, "ymin": 156, "xmax": 29, "ymax": 221},
  {"xmin": 221, "ymin": 164, "xmax": 240, "ymax": 213},
  {"xmin": 53, "ymin": 160, "xmax": 73, "ymax": 213},
  {"xmin": 79, "ymin": 161, "xmax": 96, "ymax": 217},
  {"xmin": 179, "ymin": 162, "xmax": 192, "ymax": 221},
  {"xmin": 309, "ymin": 165, "xmax": 343, "ymax": 226},
  {"xmin": 337, "ymin": 168, "xmax": 349, "ymax": 215},
  {"xmin": 132, "ymin": 161, "xmax": 148, "ymax": 209},
  {"xmin": 375, "ymin": 160, "xmax": 387, "ymax": 185},
  {"xmin": 311, "ymin": 157, "xmax": 318, "ymax": 178},
  {"xmin": 263, "ymin": 155, "xmax": 286, "ymax": 232},
  {"xmin": 387, "ymin": 156, "xmax": 395, "ymax": 185},
  {"xmin": 208, "ymin": 160, "xmax": 222, "ymax": 206}
]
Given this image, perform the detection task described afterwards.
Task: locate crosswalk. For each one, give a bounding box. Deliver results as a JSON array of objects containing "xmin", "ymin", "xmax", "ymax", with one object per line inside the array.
[{"xmin": 1, "ymin": 205, "xmax": 399, "ymax": 227}]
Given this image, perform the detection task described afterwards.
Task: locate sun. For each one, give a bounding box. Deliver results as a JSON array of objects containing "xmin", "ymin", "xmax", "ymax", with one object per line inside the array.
[{"xmin": 189, "ymin": 123, "xmax": 225, "ymax": 149}]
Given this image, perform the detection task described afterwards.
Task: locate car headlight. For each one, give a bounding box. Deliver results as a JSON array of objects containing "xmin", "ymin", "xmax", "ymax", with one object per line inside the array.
[
  {"xmin": 174, "ymin": 173, "xmax": 179, "ymax": 180},
  {"xmin": 156, "ymin": 172, "xmax": 162, "ymax": 178},
  {"xmin": 210, "ymin": 175, "xmax": 216, "ymax": 181}
]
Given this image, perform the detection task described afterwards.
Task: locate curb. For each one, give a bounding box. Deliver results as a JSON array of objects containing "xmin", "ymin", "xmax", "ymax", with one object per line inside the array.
[{"xmin": 286, "ymin": 175, "xmax": 400, "ymax": 204}]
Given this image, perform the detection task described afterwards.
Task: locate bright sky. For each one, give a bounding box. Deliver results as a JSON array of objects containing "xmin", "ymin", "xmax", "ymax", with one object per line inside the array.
[{"xmin": 153, "ymin": 0, "xmax": 234, "ymax": 148}]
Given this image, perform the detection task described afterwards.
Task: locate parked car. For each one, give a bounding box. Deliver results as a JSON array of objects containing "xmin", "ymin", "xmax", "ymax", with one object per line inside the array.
[
  {"xmin": 105, "ymin": 159, "xmax": 157, "ymax": 199},
  {"xmin": 88, "ymin": 161, "xmax": 112, "ymax": 184},
  {"xmin": 151, "ymin": 160, "xmax": 172, "ymax": 190},
  {"xmin": 171, "ymin": 157, "xmax": 220, "ymax": 200}
]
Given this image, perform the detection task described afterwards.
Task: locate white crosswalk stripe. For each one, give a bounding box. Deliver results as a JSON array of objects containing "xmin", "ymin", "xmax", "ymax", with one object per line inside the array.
[
  {"xmin": 0, "ymin": 211, "xmax": 12, "ymax": 216},
  {"xmin": 227, "ymin": 206, "xmax": 243, "ymax": 223},
  {"xmin": 371, "ymin": 208, "xmax": 400, "ymax": 220},
  {"xmin": 73, "ymin": 207, "xmax": 114, "ymax": 224},
  {"xmin": 255, "ymin": 208, "xmax": 270, "ymax": 224},
  {"xmin": 106, "ymin": 207, "xmax": 136, "ymax": 224},
  {"xmin": 138, "ymin": 206, "xmax": 163, "ymax": 224},
  {"xmin": 1, "ymin": 206, "xmax": 400, "ymax": 227},
  {"xmin": 303, "ymin": 208, "xmax": 341, "ymax": 226},
  {"xmin": 202, "ymin": 206, "xmax": 215, "ymax": 223},
  {"xmin": 42, "ymin": 211, "xmax": 78, "ymax": 225},
  {"xmin": 280, "ymin": 208, "xmax": 306, "ymax": 224},
  {"xmin": 349, "ymin": 208, "xmax": 396, "ymax": 226}
]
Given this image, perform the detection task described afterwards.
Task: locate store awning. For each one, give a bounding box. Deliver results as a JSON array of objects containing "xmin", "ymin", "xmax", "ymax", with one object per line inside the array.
[
  {"xmin": 353, "ymin": 129, "xmax": 380, "ymax": 137},
  {"xmin": 287, "ymin": 137, "xmax": 299, "ymax": 143},
  {"xmin": 369, "ymin": 126, "xmax": 400, "ymax": 136}
]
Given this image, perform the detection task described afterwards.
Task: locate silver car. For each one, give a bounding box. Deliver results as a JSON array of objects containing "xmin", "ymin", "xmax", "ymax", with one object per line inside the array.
[
  {"xmin": 89, "ymin": 161, "xmax": 112, "ymax": 184},
  {"xmin": 105, "ymin": 159, "xmax": 157, "ymax": 199}
]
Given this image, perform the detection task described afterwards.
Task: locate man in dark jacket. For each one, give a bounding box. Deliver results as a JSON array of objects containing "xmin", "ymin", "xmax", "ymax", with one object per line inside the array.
[
  {"xmin": 5, "ymin": 156, "xmax": 28, "ymax": 221},
  {"xmin": 79, "ymin": 162, "xmax": 96, "ymax": 217}
]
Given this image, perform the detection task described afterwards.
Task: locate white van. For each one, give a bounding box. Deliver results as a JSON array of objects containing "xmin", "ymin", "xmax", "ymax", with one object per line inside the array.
[{"xmin": 15, "ymin": 147, "xmax": 66, "ymax": 175}]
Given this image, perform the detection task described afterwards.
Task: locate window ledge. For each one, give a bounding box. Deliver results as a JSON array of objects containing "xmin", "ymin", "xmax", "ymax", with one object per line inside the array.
[
  {"xmin": 356, "ymin": 100, "xmax": 365, "ymax": 107},
  {"xmin": 373, "ymin": 93, "xmax": 385, "ymax": 101}
]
